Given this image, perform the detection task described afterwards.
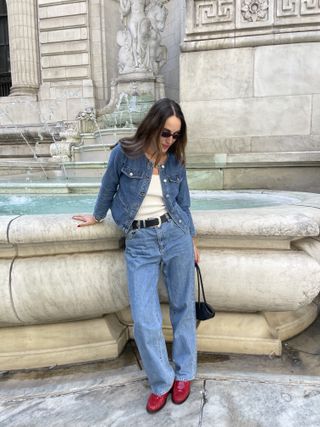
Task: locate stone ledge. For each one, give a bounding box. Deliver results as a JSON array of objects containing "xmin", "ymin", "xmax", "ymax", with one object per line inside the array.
[
  {"xmin": 0, "ymin": 315, "xmax": 128, "ymax": 370},
  {"xmin": 187, "ymin": 151, "xmax": 320, "ymax": 168}
]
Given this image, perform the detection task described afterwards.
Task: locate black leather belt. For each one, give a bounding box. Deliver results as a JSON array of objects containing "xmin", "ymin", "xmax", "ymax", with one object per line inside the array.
[{"xmin": 131, "ymin": 213, "xmax": 170, "ymax": 229}]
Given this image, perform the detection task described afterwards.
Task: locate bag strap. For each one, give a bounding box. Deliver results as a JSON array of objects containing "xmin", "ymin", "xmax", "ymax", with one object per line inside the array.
[{"xmin": 195, "ymin": 263, "xmax": 208, "ymax": 304}]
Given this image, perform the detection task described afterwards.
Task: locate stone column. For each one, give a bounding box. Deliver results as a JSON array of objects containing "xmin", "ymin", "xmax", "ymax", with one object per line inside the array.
[{"xmin": 6, "ymin": 0, "xmax": 40, "ymax": 96}]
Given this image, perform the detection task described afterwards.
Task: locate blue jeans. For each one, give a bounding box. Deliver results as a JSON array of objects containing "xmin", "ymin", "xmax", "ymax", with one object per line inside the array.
[{"xmin": 125, "ymin": 219, "xmax": 197, "ymax": 396}]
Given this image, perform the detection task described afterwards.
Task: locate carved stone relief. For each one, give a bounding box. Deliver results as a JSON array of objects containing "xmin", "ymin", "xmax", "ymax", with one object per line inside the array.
[
  {"xmin": 300, "ymin": 0, "xmax": 320, "ymax": 15},
  {"xmin": 241, "ymin": 0, "xmax": 269, "ymax": 22},
  {"xmin": 276, "ymin": 0, "xmax": 320, "ymax": 16},
  {"xmin": 195, "ymin": 0, "xmax": 234, "ymax": 26},
  {"xmin": 277, "ymin": 0, "xmax": 299, "ymax": 16},
  {"xmin": 117, "ymin": 0, "xmax": 169, "ymax": 75},
  {"xmin": 185, "ymin": 0, "xmax": 320, "ymax": 44},
  {"xmin": 236, "ymin": 0, "xmax": 273, "ymax": 27}
]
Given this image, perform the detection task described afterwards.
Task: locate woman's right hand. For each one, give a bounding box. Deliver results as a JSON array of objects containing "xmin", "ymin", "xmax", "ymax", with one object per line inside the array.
[{"xmin": 72, "ymin": 214, "xmax": 99, "ymax": 227}]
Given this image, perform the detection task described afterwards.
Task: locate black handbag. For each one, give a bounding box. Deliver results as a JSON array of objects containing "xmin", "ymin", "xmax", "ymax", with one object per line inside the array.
[{"xmin": 195, "ymin": 263, "xmax": 215, "ymax": 321}]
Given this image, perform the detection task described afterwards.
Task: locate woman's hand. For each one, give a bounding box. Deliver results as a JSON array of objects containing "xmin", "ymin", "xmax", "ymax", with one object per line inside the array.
[
  {"xmin": 72, "ymin": 214, "xmax": 99, "ymax": 227},
  {"xmin": 193, "ymin": 238, "xmax": 200, "ymax": 264}
]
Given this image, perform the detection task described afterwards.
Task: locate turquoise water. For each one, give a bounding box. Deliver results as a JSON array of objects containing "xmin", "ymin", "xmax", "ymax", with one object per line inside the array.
[
  {"xmin": 0, "ymin": 194, "xmax": 97, "ymax": 215},
  {"xmin": 0, "ymin": 192, "xmax": 299, "ymax": 215}
]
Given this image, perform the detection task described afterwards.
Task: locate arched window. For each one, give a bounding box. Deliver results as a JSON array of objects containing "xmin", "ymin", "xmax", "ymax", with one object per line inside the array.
[{"xmin": 0, "ymin": 0, "xmax": 11, "ymax": 97}]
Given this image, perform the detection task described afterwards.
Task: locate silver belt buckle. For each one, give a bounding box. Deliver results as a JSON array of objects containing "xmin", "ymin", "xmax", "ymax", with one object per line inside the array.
[{"xmin": 156, "ymin": 216, "xmax": 161, "ymax": 228}]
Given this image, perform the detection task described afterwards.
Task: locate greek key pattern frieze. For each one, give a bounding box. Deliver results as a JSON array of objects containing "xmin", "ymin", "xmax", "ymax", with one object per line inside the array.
[
  {"xmin": 301, "ymin": 0, "xmax": 320, "ymax": 15},
  {"xmin": 195, "ymin": 0, "xmax": 234, "ymax": 26},
  {"xmin": 277, "ymin": 0, "xmax": 320, "ymax": 16},
  {"xmin": 186, "ymin": 0, "xmax": 320, "ymax": 39},
  {"xmin": 276, "ymin": 0, "xmax": 299, "ymax": 16}
]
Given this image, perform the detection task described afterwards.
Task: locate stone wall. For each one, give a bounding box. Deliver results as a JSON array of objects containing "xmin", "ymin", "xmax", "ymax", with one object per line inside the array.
[
  {"xmin": 1, "ymin": 0, "xmax": 182, "ymax": 125},
  {"xmin": 181, "ymin": 43, "xmax": 320, "ymax": 155},
  {"xmin": 38, "ymin": 0, "xmax": 95, "ymax": 122},
  {"xmin": 180, "ymin": 0, "xmax": 320, "ymax": 191},
  {"xmin": 181, "ymin": 0, "xmax": 320, "ymax": 155},
  {"xmin": 161, "ymin": 0, "xmax": 184, "ymax": 101}
]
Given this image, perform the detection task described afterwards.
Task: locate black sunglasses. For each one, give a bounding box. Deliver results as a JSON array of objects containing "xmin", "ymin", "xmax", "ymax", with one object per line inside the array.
[{"xmin": 160, "ymin": 129, "xmax": 181, "ymax": 140}]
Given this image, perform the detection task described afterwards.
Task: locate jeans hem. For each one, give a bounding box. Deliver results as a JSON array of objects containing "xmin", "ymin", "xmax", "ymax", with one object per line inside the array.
[
  {"xmin": 152, "ymin": 379, "xmax": 175, "ymax": 397},
  {"xmin": 174, "ymin": 376, "xmax": 195, "ymax": 381}
]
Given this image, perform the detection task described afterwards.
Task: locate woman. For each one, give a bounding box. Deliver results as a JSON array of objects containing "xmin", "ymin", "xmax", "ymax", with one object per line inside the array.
[{"xmin": 73, "ymin": 98, "xmax": 199, "ymax": 413}]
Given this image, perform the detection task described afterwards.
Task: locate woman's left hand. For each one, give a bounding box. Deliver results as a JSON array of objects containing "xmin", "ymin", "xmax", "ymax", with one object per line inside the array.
[{"xmin": 193, "ymin": 238, "xmax": 200, "ymax": 264}]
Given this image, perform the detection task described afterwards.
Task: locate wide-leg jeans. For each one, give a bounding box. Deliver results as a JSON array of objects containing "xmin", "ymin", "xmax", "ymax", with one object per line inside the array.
[{"xmin": 124, "ymin": 219, "xmax": 197, "ymax": 396}]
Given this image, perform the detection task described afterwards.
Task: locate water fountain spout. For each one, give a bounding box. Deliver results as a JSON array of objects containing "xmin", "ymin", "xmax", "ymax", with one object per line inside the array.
[{"xmin": 48, "ymin": 121, "xmax": 81, "ymax": 179}]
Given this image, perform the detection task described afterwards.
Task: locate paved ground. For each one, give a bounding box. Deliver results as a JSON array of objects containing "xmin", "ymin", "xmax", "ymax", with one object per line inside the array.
[{"xmin": 1, "ymin": 317, "xmax": 320, "ymax": 427}]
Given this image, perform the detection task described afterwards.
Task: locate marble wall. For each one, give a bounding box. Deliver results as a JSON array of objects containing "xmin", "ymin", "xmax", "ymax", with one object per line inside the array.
[
  {"xmin": 181, "ymin": 0, "xmax": 320, "ymax": 155},
  {"xmin": 179, "ymin": 0, "xmax": 320, "ymax": 190},
  {"xmin": 181, "ymin": 44, "xmax": 320, "ymax": 154}
]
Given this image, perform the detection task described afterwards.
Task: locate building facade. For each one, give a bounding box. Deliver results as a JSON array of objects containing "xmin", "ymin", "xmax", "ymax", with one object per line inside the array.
[{"xmin": 1, "ymin": 0, "xmax": 320, "ymax": 191}]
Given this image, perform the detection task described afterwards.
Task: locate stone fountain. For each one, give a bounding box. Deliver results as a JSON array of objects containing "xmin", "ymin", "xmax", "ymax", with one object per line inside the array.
[{"xmin": 0, "ymin": 0, "xmax": 320, "ymax": 369}]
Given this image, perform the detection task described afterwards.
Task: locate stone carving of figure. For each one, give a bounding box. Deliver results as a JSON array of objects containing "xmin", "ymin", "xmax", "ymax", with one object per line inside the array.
[
  {"xmin": 117, "ymin": 29, "xmax": 135, "ymax": 73},
  {"xmin": 145, "ymin": 0, "xmax": 168, "ymax": 74},
  {"xmin": 119, "ymin": 0, "xmax": 148, "ymax": 69},
  {"xmin": 117, "ymin": 0, "xmax": 169, "ymax": 75}
]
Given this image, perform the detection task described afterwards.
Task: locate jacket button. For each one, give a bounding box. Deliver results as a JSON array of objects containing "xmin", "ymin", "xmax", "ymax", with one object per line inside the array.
[
  {"xmin": 163, "ymin": 179, "xmax": 167, "ymax": 183},
  {"xmin": 166, "ymin": 194, "xmax": 169, "ymax": 198},
  {"xmin": 161, "ymin": 165, "xmax": 165, "ymax": 168},
  {"xmin": 178, "ymin": 219, "xmax": 182, "ymax": 223},
  {"xmin": 129, "ymin": 172, "xmax": 133, "ymax": 176}
]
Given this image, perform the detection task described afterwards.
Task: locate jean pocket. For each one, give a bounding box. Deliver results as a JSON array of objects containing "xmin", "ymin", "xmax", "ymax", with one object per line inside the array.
[{"xmin": 125, "ymin": 228, "xmax": 138, "ymax": 241}]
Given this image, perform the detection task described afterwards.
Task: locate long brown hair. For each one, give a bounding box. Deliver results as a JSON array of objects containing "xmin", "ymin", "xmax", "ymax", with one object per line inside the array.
[{"xmin": 120, "ymin": 98, "xmax": 187, "ymax": 164}]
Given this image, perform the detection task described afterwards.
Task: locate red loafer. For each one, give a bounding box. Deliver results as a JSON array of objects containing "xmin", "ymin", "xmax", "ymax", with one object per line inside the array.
[
  {"xmin": 146, "ymin": 389, "xmax": 171, "ymax": 413},
  {"xmin": 172, "ymin": 380, "xmax": 191, "ymax": 404}
]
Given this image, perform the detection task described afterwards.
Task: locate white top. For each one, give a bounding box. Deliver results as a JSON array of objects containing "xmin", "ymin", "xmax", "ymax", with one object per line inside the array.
[{"xmin": 134, "ymin": 173, "xmax": 167, "ymax": 220}]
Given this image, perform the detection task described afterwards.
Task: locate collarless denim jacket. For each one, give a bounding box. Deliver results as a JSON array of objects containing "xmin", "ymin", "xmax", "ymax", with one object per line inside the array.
[{"xmin": 93, "ymin": 143, "xmax": 196, "ymax": 236}]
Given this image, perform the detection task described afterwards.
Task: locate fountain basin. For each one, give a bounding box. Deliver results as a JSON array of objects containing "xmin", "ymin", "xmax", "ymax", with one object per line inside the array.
[
  {"xmin": 1, "ymin": 190, "xmax": 320, "ymax": 369},
  {"xmin": 0, "ymin": 190, "xmax": 307, "ymax": 215}
]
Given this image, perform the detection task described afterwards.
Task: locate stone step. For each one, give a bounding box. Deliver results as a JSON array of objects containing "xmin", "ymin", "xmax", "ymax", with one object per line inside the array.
[
  {"xmin": 71, "ymin": 128, "xmax": 134, "ymax": 162},
  {"xmin": 0, "ymin": 142, "xmax": 51, "ymax": 158}
]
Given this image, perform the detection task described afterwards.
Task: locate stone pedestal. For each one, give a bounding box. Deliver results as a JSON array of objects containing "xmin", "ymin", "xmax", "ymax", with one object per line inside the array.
[
  {"xmin": 118, "ymin": 303, "xmax": 319, "ymax": 357},
  {"xmin": 0, "ymin": 315, "xmax": 128, "ymax": 370},
  {"xmin": 97, "ymin": 73, "xmax": 165, "ymax": 129}
]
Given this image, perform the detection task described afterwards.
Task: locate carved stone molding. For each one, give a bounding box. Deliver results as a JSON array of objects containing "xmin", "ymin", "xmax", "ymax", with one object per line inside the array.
[
  {"xmin": 300, "ymin": 0, "xmax": 320, "ymax": 16},
  {"xmin": 195, "ymin": 0, "xmax": 234, "ymax": 26},
  {"xmin": 184, "ymin": 0, "xmax": 320, "ymax": 50},
  {"xmin": 277, "ymin": 0, "xmax": 320, "ymax": 17},
  {"xmin": 277, "ymin": 0, "xmax": 299, "ymax": 16},
  {"xmin": 187, "ymin": 0, "xmax": 235, "ymax": 33}
]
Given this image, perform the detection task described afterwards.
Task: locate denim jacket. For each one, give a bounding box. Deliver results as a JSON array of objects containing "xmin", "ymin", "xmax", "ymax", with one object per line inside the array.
[{"xmin": 93, "ymin": 143, "xmax": 196, "ymax": 236}]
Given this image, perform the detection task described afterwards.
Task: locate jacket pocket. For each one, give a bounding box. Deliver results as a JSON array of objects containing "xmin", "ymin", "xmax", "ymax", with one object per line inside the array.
[
  {"xmin": 168, "ymin": 175, "xmax": 182, "ymax": 184},
  {"xmin": 119, "ymin": 166, "xmax": 145, "ymax": 213},
  {"xmin": 121, "ymin": 166, "xmax": 145, "ymax": 179},
  {"xmin": 167, "ymin": 175, "xmax": 182, "ymax": 198}
]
